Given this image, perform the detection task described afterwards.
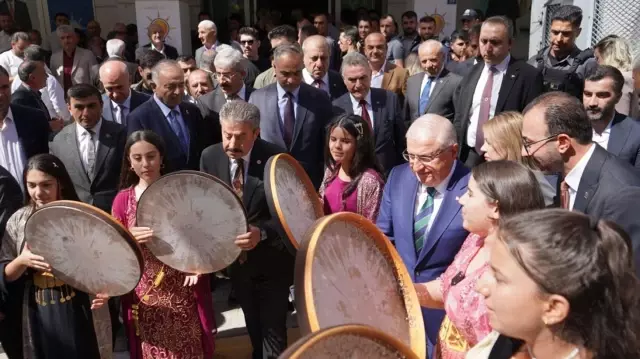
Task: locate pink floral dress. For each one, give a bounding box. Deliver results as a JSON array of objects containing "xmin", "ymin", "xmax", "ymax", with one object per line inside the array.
[{"xmin": 435, "ymin": 233, "xmax": 492, "ymax": 359}]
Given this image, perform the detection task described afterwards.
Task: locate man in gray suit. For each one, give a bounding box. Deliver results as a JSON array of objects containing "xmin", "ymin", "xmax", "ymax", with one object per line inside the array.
[
  {"xmin": 99, "ymin": 59, "xmax": 150, "ymax": 126},
  {"xmin": 50, "ymin": 25, "xmax": 98, "ymax": 91},
  {"xmin": 405, "ymin": 40, "xmax": 461, "ymax": 123},
  {"xmin": 332, "ymin": 52, "xmax": 406, "ymax": 173},
  {"xmin": 248, "ymin": 44, "xmax": 333, "ymax": 188},
  {"xmin": 50, "ymin": 84, "xmax": 126, "ymax": 213}
]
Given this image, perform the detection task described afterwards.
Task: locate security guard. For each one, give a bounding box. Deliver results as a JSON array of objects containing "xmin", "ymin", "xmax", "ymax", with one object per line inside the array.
[{"xmin": 527, "ymin": 5, "xmax": 597, "ymax": 99}]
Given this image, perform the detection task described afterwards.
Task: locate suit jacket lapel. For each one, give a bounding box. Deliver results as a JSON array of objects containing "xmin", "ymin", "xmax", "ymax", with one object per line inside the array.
[
  {"xmin": 93, "ymin": 120, "xmax": 114, "ymax": 181},
  {"xmin": 411, "ymin": 72, "xmax": 425, "ymax": 108},
  {"xmin": 425, "ymin": 73, "xmax": 448, "ymax": 113},
  {"xmin": 573, "ymin": 146, "xmax": 606, "ymax": 212},
  {"xmin": 67, "ymin": 126, "xmax": 91, "ymax": 183},
  {"xmin": 495, "ymin": 60, "xmax": 518, "ymax": 112},
  {"xmin": 382, "ymin": 63, "xmax": 393, "ymax": 90},
  {"xmin": 268, "ymin": 86, "xmax": 287, "ymax": 149},
  {"xmin": 463, "ymin": 66, "xmax": 483, "ymax": 123},
  {"xmin": 72, "ymin": 50, "xmax": 80, "ymax": 74},
  {"xmin": 292, "ymin": 87, "xmax": 309, "ymax": 147},
  {"xmin": 215, "ymin": 149, "xmax": 232, "ymax": 185},
  {"xmin": 102, "ymin": 95, "xmax": 115, "ymax": 122},
  {"xmin": 402, "ymin": 172, "xmax": 420, "ymax": 262},
  {"xmin": 371, "ymin": 90, "xmax": 384, "ymax": 145},
  {"xmin": 214, "ymin": 89, "xmax": 227, "ymax": 110},
  {"xmin": 606, "ymin": 113, "xmax": 627, "ymax": 156}
]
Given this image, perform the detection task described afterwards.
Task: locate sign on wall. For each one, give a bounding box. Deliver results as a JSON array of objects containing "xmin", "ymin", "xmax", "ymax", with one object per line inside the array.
[
  {"xmin": 46, "ymin": 0, "xmax": 94, "ymax": 30},
  {"xmin": 135, "ymin": 0, "xmax": 191, "ymax": 56},
  {"xmin": 415, "ymin": 0, "xmax": 457, "ymax": 39}
]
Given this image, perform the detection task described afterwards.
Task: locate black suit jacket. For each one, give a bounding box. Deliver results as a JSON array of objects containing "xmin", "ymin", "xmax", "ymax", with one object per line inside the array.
[
  {"xmin": 607, "ymin": 112, "xmax": 640, "ymax": 169},
  {"xmin": 454, "ymin": 57, "xmax": 543, "ymax": 165},
  {"xmin": 0, "ymin": 165, "xmax": 22, "ymax": 239},
  {"xmin": 199, "ymin": 139, "xmax": 294, "ymax": 278},
  {"xmin": 11, "ymin": 104, "xmax": 49, "ymax": 158},
  {"xmin": 128, "ymin": 98, "xmax": 213, "ymax": 173},
  {"xmin": 12, "ymin": 85, "xmax": 51, "ymax": 121},
  {"xmin": 141, "ymin": 43, "xmax": 179, "ymax": 60},
  {"xmin": 327, "ymin": 70, "xmax": 348, "ymax": 100},
  {"xmin": 50, "ymin": 120, "xmax": 126, "ymax": 213},
  {"xmin": 574, "ymin": 145, "xmax": 640, "ymax": 271},
  {"xmin": 332, "ymin": 88, "xmax": 406, "ymax": 173}
]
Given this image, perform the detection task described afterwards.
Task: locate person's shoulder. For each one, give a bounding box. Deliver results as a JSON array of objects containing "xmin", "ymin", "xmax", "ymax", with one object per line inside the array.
[
  {"xmin": 10, "ymin": 103, "xmax": 46, "ymax": 118},
  {"xmin": 361, "ymin": 168, "xmax": 384, "ymax": 185},
  {"xmin": 201, "ymin": 142, "xmax": 225, "ymax": 159}
]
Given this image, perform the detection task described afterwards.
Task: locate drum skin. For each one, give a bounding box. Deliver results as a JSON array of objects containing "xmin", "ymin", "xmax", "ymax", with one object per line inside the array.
[
  {"xmin": 24, "ymin": 200, "xmax": 143, "ymax": 297},
  {"xmin": 295, "ymin": 213, "xmax": 426, "ymax": 359},
  {"xmin": 264, "ymin": 153, "xmax": 324, "ymax": 253},
  {"xmin": 136, "ymin": 170, "xmax": 248, "ymax": 274},
  {"xmin": 279, "ymin": 324, "xmax": 420, "ymax": 359}
]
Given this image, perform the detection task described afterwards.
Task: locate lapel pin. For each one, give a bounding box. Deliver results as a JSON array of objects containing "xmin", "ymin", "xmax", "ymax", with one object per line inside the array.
[
  {"xmin": 510, "ymin": 74, "xmax": 516, "ymax": 78},
  {"xmin": 584, "ymin": 192, "xmax": 589, "ymax": 199},
  {"xmin": 257, "ymin": 160, "xmax": 262, "ymax": 165}
]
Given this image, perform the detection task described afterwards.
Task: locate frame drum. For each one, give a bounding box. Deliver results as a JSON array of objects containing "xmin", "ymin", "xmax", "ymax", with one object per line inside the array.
[
  {"xmin": 279, "ymin": 324, "xmax": 420, "ymax": 359},
  {"xmin": 24, "ymin": 200, "xmax": 143, "ymax": 297},
  {"xmin": 136, "ymin": 171, "xmax": 248, "ymax": 274},
  {"xmin": 295, "ymin": 213, "xmax": 426, "ymax": 358},
  {"xmin": 264, "ymin": 153, "xmax": 324, "ymax": 253}
]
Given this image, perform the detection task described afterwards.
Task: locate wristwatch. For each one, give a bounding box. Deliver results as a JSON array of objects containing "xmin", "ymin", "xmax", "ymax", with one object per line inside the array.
[{"xmin": 260, "ymin": 228, "xmax": 268, "ymax": 241}]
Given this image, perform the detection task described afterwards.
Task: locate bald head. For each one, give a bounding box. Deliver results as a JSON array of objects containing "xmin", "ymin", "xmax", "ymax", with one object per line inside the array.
[
  {"xmin": 406, "ymin": 114, "xmax": 457, "ymax": 146},
  {"xmin": 417, "ymin": 39, "xmax": 445, "ymax": 76},
  {"xmin": 365, "ymin": 32, "xmax": 386, "ymax": 44},
  {"xmin": 100, "ymin": 60, "xmax": 131, "ymax": 104},
  {"xmin": 302, "ymin": 35, "xmax": 330, "ymax": 80},
  {"xmin": 302, "ymin": 35, "xmax": 328, "ymax": 52},
  {"xmin": 363, "ymin": 32, "xmax": 387, "ymax": 65}
]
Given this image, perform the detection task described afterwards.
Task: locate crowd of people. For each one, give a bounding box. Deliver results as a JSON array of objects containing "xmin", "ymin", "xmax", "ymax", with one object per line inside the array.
[{"xmin": 0, "ymin": 2, "xmax": 639, "ymax": 359}]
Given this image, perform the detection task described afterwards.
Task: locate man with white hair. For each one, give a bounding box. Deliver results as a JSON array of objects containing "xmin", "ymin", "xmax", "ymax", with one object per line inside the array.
[
  {"xmin": 105, "ymin": 38, "xmax": 138, "ymax": 83},
  {"xmin": 99, "ymin": 59, "xmax": 150, "ymax": 126},
  {"xmin": 405, "ymin": 40, "xmax": 461, "ymax": 122},
  {"xmin": 195, "ymin": 20, "xmax": 219, "ymax": 68},
  {"xmin": 376, "ymin": 114, "xmax": 470, "ymax": 357},
  {"xmin": 50, "ymin": 24, "xmax": 97, "ymax": 91},
  {"xmin": 301, "ymin": 35, "xmax": 346, "ymax": 100},
  {"xmin": 136, "ymin": 23, "xmax": 179, "ymax": 61}
]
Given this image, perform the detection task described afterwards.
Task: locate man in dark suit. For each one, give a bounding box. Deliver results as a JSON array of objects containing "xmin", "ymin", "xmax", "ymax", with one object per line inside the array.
[
  {"xmin": 248, "ymin": 44, "xmax": 333, "ymax": 188},
  {"xmin": 135, "ymin": 23, "xmax": 179, "ymax": 61},
  {"xmin": 301, "ymin": 35, "xmax": 347, "ymax": 100},
  {"xmin": 99, "ymin": 59, "xmax": 150, "ymax": 126},
  {"xmin": 406, "ymin": 40, "xmax": 461, "ymax": 123},
  {"xmin": 127, "ymin": 60, "xmax": 211, "ymax": 172},
  {"xmin": 333, "ymin": 51, "xmax": 406, "ymax": 173},
  {"xmin": 200, "ymin": 101, "xmax": 293, "ymax": 359},
  {"xmin": 454, "ymin": 16, "xmax": 543, "ymax": 167},
  {"xmin": 584, "ymin": 65, "xmax": 640, "ymax": 169},
  {"xmin": 376, "ymin": 114, "xmax": 469, "ymax": 357},
  {"xmin": 522, "ymin": 91, "xmax": 640, "ymax": 272},
  {"xmin": 50, "ymin": 84, "xmax": 126, "ymax": 213},
  {"xmin": 197, "ymin": 46, "xmax": 254, "ymax": 144},
  {"xmin": 12, "ymin": 60, "xmax": 50, "ymax": 121}
]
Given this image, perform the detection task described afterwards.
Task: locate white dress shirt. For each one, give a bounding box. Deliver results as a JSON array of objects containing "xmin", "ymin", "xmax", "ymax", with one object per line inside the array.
[
  {"xmin": 0, "ymin": 108, "xmax": 27, "ymax": 186},
  {"xmin": 111, "ymin": 92, "xmax": 132, "ymax": 125},
  {"xmin": 371, "ymin": 61, "xmax": 386, "ymax": 89},
  {"xmin": 0, "ymin": 49, "xmax": 23, "ymax": 77},
  {"xmin": 466, "ymin": 55, "xmax": 511, "ymax": 147},
  {"xmin": 563, "ymin": 144, "xmax": 596, "ymax": 210},
  {"xmin": 592, "ymin": 120, "xmax": 613, "ymax": 150},
  {"xmin": 349, "ymin": 91, "xmax": 374, "ymax": 131},
  {"xmin": 229, "ymin": 149, "xmax": 252, "ymax": 181},
  {"xmin": 302, "ymin": 69, "xmax": 330, "ymax": 96},
  {"xmin": 225, "ymin": 84, "xmax": 246, "ymax": 101},
  {"xmin": 12, "ymin": 69, "xmax": 71, "ymax": 121},
  {"xmin": 76, "ymin": 120, "xmax": 102, "ymax": 172},
  {"xmin": 414, "ymin": 162, "xmax": 457, "ymax": 232}
]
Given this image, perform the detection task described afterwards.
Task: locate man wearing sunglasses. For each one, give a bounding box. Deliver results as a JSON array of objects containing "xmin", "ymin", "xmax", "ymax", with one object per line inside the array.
[
  {"xmin": 453, "ymin": 16, "xmax": 543, "ymax": 168},
  {"xmin": 239, "ymin": 27, "xmax": 270, "ymax": 73}
]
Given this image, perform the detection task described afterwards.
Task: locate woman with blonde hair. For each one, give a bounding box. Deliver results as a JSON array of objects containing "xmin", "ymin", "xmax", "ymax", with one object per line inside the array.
[
  {"xmin": 480, "ymin": 111, "xmax": 556, "ymax": 205},
  {"xmin": 594, "ymin": 35, "xmax": 638, "ymax": 116},
  {"xmin": 404, "ymin": 52, "xmax": 422, "ymax": 76}
]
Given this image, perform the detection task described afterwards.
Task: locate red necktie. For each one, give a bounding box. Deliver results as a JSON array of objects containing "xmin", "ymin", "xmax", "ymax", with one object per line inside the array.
[
  {"xmin": 359, "ymin": 100, "xmax": 373, "ymax": 130},
  {"xmin": 560, "ymin": 181, "xmax": 570, "ymax": 209}
]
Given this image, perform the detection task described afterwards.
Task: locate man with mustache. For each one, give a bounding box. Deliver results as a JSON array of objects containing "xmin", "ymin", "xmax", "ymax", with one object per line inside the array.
[
  {"xmin": 199, "ymin": 100, "xmax": 292, "ymax": 359},
  {"xmin": 584, "ymin": 65, "xmax": 640, "ymax": 168}
]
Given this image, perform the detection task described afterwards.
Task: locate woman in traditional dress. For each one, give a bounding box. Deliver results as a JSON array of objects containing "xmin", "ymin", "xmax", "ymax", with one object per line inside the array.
[
  {"xmin": 469, "ymin": 209, "xmax": 640, "ymax": 359},
  {"xmin": 319, "ymin": 113, "xmax": 385, "ymax": 221},
  {"xmin": 414, "ymin": 160, "xmax": 545, "ymax": 359},
  {"xmin": 111, "ymin": 130, "xmax": 215, "ymax": 359},
  {"xmin": 0, "ymin": 154, "xmax": 110, "ymax": 359}
]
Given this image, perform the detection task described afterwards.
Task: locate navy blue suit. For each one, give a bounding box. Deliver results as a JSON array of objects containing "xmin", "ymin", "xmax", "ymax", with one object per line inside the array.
[
  {"xmin": 607, "ymin": 112, "xmax": 640, "ymax": 169},
  {"xmin": 126, "ymin": 97, "xmax": 211, "ymax": 173},
  {"xmin": 376, "ymin": 161, "xmax": 470, "ymax": 355},
  {"xmin": 12, "ymin": 104, "xmax": 49, "ymax": 157}
]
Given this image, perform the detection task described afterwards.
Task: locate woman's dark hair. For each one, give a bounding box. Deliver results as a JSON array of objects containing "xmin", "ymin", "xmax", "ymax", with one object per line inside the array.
[
  {"xmin": 22, "ymin": 154, "xmax": 80, "ymax": 205},
  {"xmin": 323, "ymin": 113, "xmax": 382, "ymax": 199},
  {"xmin": 471, "ymin": 160, "xmax": 545, "ymax": 221},
  {"xmin": 498, "ymin": 209, "xmax": 640, "ymax": 358},
  {"xmin": 118, "ymin": 130, "xmax": 167, "ymax": 189}
]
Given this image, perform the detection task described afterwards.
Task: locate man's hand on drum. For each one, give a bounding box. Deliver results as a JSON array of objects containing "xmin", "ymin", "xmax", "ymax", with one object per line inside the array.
[
  {"xmin": 183, "ymin": 274, "xmax": 199, "ymax": 287},
  {"xmin": 235, "ymin": 225, "xmax": 261, "ymax": 251},
  {"xmin": 130, "ymin": 227, "xmax": 154, "ymax": 244},
  {"xmin": 18, "ymin": 248, "xmax": 51, "ymax": 272},
  {"xmin": 91, "ymin": 293, "xmax": 109, "ymax": 310}
]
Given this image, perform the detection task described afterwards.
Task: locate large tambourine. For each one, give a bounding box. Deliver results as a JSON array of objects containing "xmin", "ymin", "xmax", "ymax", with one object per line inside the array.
[
  {"xmin": 279, "ymin": 324, "xmax": 420, "ymax": 359},
  {"xmin": 136, "ymin": 170, "xmax": 247, "ymax": 274},
  {"xmin": 295, "ymin": 213, "xmax": 426, "ymax": 358},
  {"xmin": 24, "ymin": 200, "xmax": 143, "ymax": 297},
  {"xmin": 264, "ymin": 153, "xmax": 324, "ymax": 253}
]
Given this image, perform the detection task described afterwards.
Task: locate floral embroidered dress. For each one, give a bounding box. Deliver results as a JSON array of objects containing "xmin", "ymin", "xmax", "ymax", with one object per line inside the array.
[
  {"xmin": 111, "ymin": 187, "xmax": 215, "ymax": 359},
  {"xmin": 318, "ymin": 168, "xmax": 385, "ymax": 221},
  {"xmin": 436, "ymin": 233, "xmax": 492, "ymax": 359}
]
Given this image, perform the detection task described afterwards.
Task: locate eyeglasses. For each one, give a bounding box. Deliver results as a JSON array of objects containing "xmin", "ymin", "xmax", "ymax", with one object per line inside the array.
[
  {"xmin": 522, "ymin": 134, "xmax": 558, "ymax": 156},
  {"xmin": 215, "ymin": 72, "xmax": 239, "ymax": 81},
  {"xmin": 402, "ymin": 146, "xmax": 449, "ymax": 165}
]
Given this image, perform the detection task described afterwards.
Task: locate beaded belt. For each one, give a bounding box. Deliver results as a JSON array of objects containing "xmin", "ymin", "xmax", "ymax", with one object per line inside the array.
[{"xmin": 33, "ymin": 272, "xmax": 76, "ymax": 306}]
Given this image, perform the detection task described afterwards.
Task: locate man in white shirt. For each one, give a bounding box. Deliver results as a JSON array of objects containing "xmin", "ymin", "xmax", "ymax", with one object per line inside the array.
[
  {"xmin": 0, "ymin": 31, "xmax": 29, "ymax": 80},
  {"xmin": 195, "ymin": 20, "xmax": 219, "ymax": 68}
]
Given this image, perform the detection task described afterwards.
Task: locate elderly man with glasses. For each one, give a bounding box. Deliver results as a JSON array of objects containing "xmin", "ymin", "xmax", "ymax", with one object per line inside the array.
[{"xmin": 376, "ymin": 114, "xmax": 470, "ymax": 357}]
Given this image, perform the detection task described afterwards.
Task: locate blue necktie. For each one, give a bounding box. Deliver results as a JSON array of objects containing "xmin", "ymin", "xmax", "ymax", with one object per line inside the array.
[
  {"xmin": 418, "ymin": 77, "xmax": 434, "ymax": 115},
  {"xmin": 168, "ymin": 110, "xmax": 188, "ymax": 154},
  {"xmin": 414, "ymin": 187, "xmax": 436, "ymax": 254}
]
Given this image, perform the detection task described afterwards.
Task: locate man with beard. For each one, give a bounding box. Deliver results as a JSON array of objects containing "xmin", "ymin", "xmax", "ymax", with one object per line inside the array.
[
  {"xmin": 418, "ymin": 16, "xmax": 438, "ymax": 43},
  {"xmin": 521, "ymin": 91, "xmax": 640, "ymax": 273},
  {"xmin": 584, "ymin": 65, "xmax": 640, "ymax": 168},
  {"xmin": 399, "ymin": 11, "xmax": 420, "ymax": 58},
  {"xmin": 380, "ymin": 14, "xmax": 405, "ymax": 68},
  {"xmin": 0, "ymin": 31, "xmax": 29, "ymax": 80}
]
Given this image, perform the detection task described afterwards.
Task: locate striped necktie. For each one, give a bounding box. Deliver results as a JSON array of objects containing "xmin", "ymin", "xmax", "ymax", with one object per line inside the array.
[{"xmin": 414, "ymin": 187, "xmax": 437, "ymax": 254}]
